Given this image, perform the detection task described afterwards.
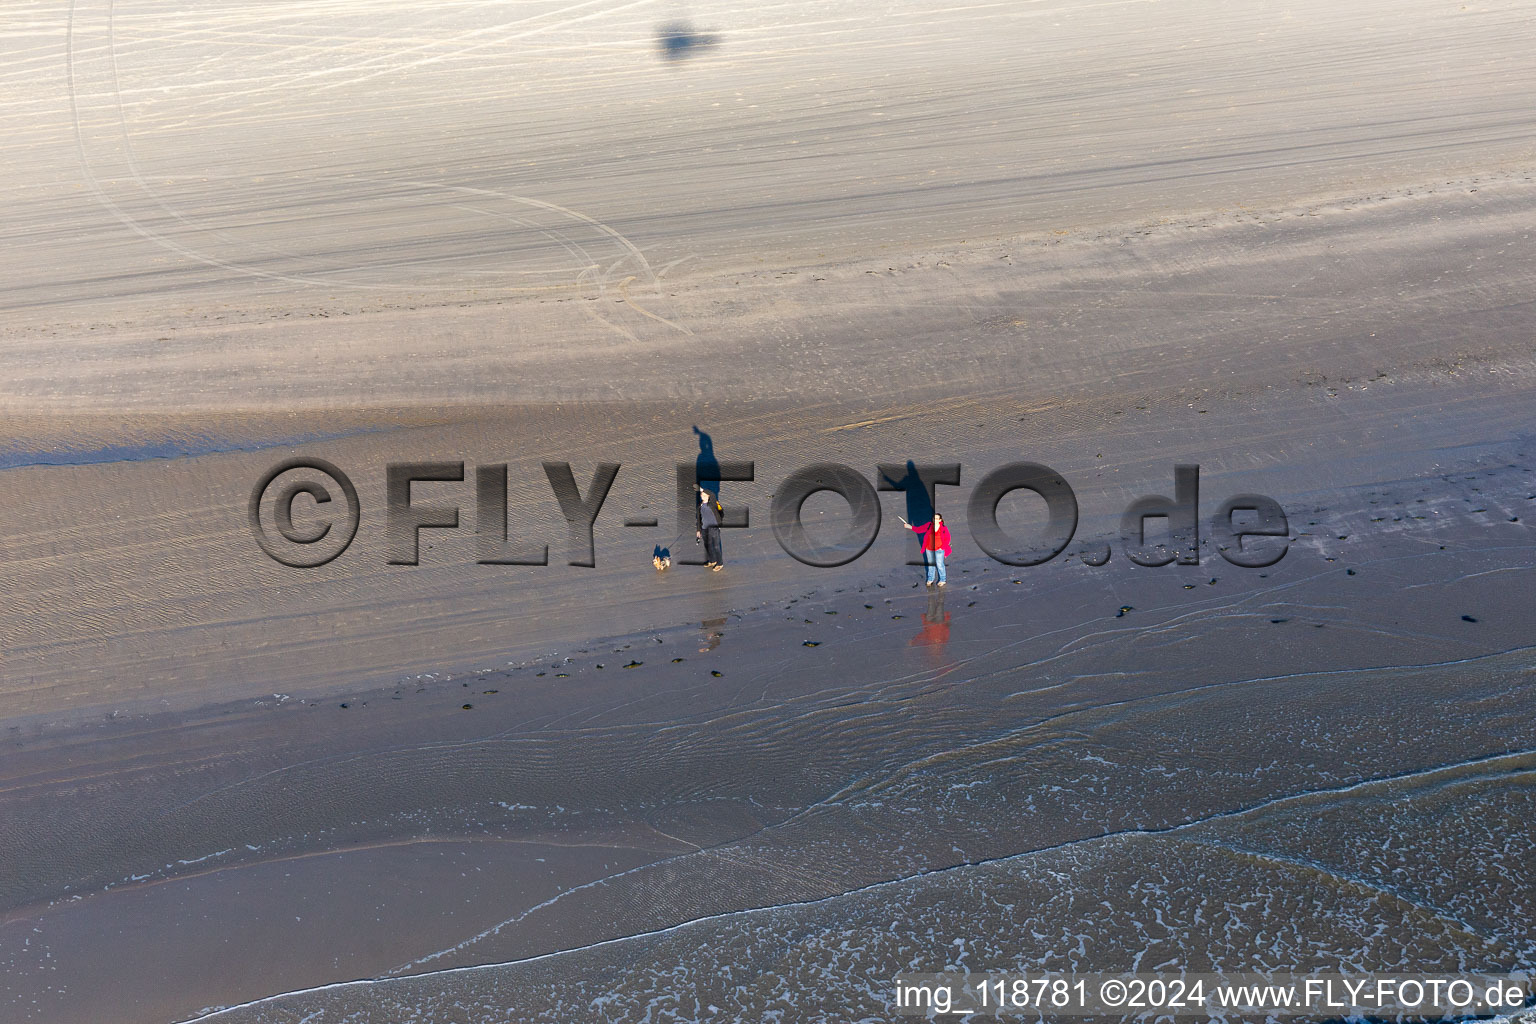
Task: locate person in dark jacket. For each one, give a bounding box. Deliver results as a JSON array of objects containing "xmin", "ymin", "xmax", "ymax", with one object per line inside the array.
[
  {"xmin": 696, "ymin": 486, "xmax": 724, "ymax": 570},
  {"xmin": 900, "ymin": 512, "xmax": 951, "ymax": 586}
]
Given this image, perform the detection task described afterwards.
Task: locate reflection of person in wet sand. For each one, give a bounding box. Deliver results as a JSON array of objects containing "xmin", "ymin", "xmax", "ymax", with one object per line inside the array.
[
  {"xmin": 899, "ymin": 512, "xmax": 950, "ymax": 587},
  {"xmin": 909, "ymin": 590, "xmax": 950, "ymax": 653},
  {"xmin": 699, "ymin": 616, "xmax": 726, "ymax": 653}
]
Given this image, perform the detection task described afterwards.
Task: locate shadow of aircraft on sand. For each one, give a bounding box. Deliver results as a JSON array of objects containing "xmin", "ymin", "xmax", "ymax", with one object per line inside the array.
[{"xmin": 656, "ymin": 22, "xmax": 720, "ymax": 62}]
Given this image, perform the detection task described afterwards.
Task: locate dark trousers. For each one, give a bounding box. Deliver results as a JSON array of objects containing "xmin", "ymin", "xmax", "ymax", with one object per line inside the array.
[{"xmin": 702, "ymin": 526, "xmax": 722, "ymax": 564}]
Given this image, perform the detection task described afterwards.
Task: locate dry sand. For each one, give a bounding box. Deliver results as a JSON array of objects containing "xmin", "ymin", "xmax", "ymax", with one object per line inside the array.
[{"xmin": 2, "ymin": 0, "xmax": 1535, "ymax": 1021}]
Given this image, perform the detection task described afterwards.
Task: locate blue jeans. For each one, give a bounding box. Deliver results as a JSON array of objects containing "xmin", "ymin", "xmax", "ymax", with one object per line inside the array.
[{"xmin": 924, "ymin": 549, "xmax": 946, "ymax": 584}]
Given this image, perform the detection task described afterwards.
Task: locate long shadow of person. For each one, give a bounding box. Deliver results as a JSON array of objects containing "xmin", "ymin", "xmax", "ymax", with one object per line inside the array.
[
  {"xmin": 694, "ymin": 425, "xmax": 720, "ymax": 498},
  {"xmin": 881, "ymin": 459, "xmax": 936, "ymax": 569},
  {"xmin": 881, "ymin": 460, "xmax": 936, "ymax": 523},
  {"xmin": 680, "ymin": 424, "xmax": 750, "ymax": 565}
]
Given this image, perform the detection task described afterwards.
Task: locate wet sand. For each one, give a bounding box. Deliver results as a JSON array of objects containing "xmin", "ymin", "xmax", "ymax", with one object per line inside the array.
[
  {"xmin": 3, "ymin": 0, "xmax": 1536, "ymax": 1021},
  {"xmin": 4, "ymin": 547, "xmax": 1535, "ymax": 1023},
  {"xmin": 2, "ymin": 446, "xmax": 1533, "ymax": 1022}
]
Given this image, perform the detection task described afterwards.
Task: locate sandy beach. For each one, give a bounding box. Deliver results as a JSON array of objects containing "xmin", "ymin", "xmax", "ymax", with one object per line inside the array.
[{"xmin": 2, "ymin": 0, "xmax": 1535, "ymax": 1021}]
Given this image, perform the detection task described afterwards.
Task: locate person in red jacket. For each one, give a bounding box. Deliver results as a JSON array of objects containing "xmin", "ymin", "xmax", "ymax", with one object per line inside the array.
[{"xmin": 900, "ymin": 512, "xmax": 951, "ymax": 586}]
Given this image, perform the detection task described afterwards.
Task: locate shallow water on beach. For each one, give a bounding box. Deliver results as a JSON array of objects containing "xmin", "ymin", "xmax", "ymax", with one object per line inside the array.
[
  {"xmin": 0, "ymin": 428, "xmax": 386, "ymax": 470},
  {"xmin": 184, "ymin": 758, "xmax": 1536, "ymax": 1023}
]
